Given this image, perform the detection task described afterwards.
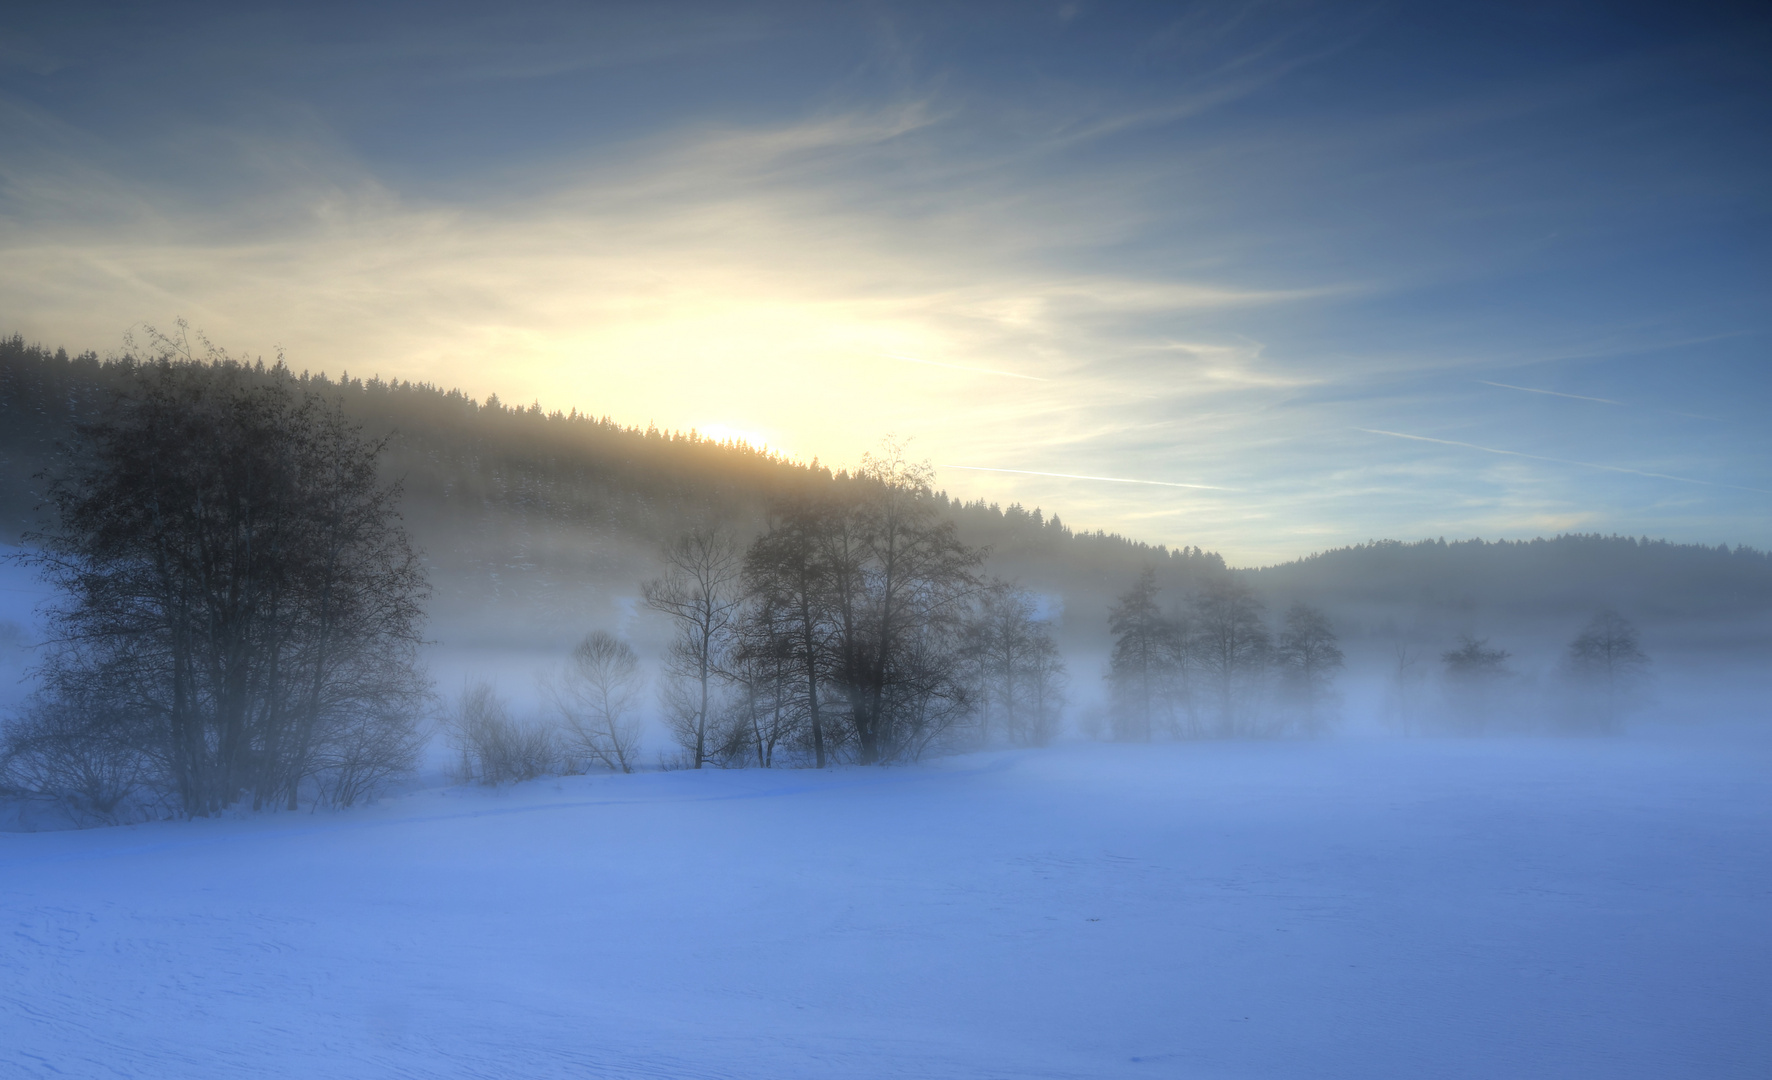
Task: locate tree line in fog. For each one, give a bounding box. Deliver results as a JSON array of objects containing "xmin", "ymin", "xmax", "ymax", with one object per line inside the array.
[
  {"xmin": 1096, "ymin": 566, "xmax": 1651, "ymax": 742},
  {"xmin": 450, "ymin": 444, "xmax": 1068, "ymax": 781},
  {"xmin": 0, "ymin": 329, "xmax": 1678, "ymax": 825}
]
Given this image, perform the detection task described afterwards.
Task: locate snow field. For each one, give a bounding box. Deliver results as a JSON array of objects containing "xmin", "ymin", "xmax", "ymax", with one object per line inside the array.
[{"xmin": 3, "ymin": 735, "xmax": 1770, "ymax": 1079}]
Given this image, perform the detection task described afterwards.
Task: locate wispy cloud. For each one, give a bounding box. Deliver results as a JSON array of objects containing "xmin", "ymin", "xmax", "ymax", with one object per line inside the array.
[
  {"xmin": 1, "ymin": 2, "xmax": 1765, "ymax": 562},
  {"xmin": 878, "ymin": 353, "xmax": 1047, "ymax": 381},
  {"xmin": 1476, "ymin": 381, "xmax": 1622, "ymax": 405},
  {"xmin": 1360, "ymin": 429, "xmax": 1771, "ymax": 495},
  {"xmin": 940, "ymin": 465, "xmax": 1233, "ymax": 491}
]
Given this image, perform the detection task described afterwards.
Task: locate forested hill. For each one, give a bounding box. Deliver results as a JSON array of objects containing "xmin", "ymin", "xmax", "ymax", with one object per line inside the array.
[
  {"xmin": 3, "ymin": 334, "xmax": 1767, "ymax": 658},
  {"xmin": 1254, "ymin": 536, "xmax": 1772, "ymax": 619},
  {"xmin": 1250, "ymin": 536, "xmax": 1772, "ymax": 657},
  {"xmin": 0, "ymin": 335, "xmax": 1219, "ymax": 649}
]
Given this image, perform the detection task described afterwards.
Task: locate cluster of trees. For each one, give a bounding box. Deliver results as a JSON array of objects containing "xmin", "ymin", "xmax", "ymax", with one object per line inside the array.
[
  {"xmin": 1102, "ymin": 568, "xmax": 1344, "ymax": 739},
  {"xmin": 436, "ymin": 634, "xmax": 651, "ymax": 786},
  {"xmin": 1393, "ymin": 609, "xmax": 1652, "ymax": 734},
  {"xmin": 638, "ymin": 446, "xmax": 1066, "ymax": 769},
  {"xmin": 441, "ymin": 445, "xmax": 1070, "ymax": 780},
  {"xmin": 0, "ymin": 334, "xmax": 430, "ymax": 820}
]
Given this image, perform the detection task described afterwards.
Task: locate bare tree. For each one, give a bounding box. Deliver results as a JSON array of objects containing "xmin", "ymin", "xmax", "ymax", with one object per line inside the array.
[
  {"xmin": 710, "ymin": 597, "xmax": 804, "ymax": 768},
  {"xmin": 1, "ymin": 690, "xmax": 151, "ymax": 823},
  {"xmin": 966, "ymin": 580, "xmax": 1067, "ymax": 747},
  {"xmin": 824, "ymin": 444, "xmax": 981, "ymax": 764},
  {"xmin": 545, "ymin": 630, "xmax": 645, "ymax": 773},
  {"xmin": 1441, "ymin": 635, "xmax": 1510, "ymax": 733},
  {"xmin": 744, "ymin": 497, "xmax": 837, "ymax": 767},
  {"xmin": 1565, "ymin": 609, "xmax": 1650, "ymax": 731},
  {"xmin": 644, "ymin": 527, "xmax": 743, "ymax": 769},
  {"xmin": 15, "ymin": 331, "xmax": 429, "ymax": 816},
  {"xmin": 1160, "ymin": 600, "xmax": 1200, "ymax": 737},
  {"xmin": 1105, "ymin": 568, "xmax": 1174, "ymax": 741},
  {"xmin": 740, "ymin": 442, "xmax": 980, "ymax": 766},
  {"xmin": 1274, "ymin": 603, "xmax": 1344, "ymax": 734},
  {"xmin": 1384, "ymin": 644, "xmax": 1427, "ymax": 735},
  {"xmin": 1189, "ymin": 575, "xmax": 1271, "ymax": 737},
  {"xmin": 1022, "ymin": 629, "xmax": 1068, "ymax": 747}
]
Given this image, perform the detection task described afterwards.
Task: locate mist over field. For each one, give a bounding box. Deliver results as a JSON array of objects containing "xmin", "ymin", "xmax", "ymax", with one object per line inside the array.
[{"xmin": 5, "ymin": 1, "xmax": 1771, "ymax": 1077}]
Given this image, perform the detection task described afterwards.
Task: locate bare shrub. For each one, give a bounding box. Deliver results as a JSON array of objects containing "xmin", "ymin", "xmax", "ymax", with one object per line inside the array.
[
  {"xmin": 445, "ymin": 682, "xmax": 557, "ymax": 785},
  {"xmin": 0, "ymin": 692, "xmax": 155, "ymax": 824}
]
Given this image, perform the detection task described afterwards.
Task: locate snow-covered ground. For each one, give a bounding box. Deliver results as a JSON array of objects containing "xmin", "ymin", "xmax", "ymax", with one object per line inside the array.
[{"xmin": 3, "ymin": 735, "xmax": 1770, "ymax": 1079}]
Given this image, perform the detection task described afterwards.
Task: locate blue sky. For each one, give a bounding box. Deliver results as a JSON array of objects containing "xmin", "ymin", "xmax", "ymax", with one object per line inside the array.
[{"xmin": 1, "ymin": 1, "xmax": 1766, "ymax": 563}]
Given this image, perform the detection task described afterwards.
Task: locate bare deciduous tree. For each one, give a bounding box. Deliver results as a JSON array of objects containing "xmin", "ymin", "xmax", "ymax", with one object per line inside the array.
[
  {"xmin": 1190, "ymin": 576, "xmax": 1271, "ymax": 737},
  {"xmin": 825, "ymin": 444, "xmax": 981, "ymax": 764},
  {"xmin": 1274, "ymin": 603, "xmax": 1344, "ymax": 734},
  {"xmin": 966, "ymin": 580, "xmax": 1067, "ymax": 747},
  {"xmin": 1565, "ymin": 609, "xmax": 1650, "ymax": 731},
  {"xmin": 12, "ymin": 328, "xmax": 429, "ymax": 816},
  {"xmin": 740, "ymin": 441, "xmax": 981, "ymax": 765},
  {"xmin": 544, "ymin": 630, "xmax": 645, "ymax": 773},
  {"xmin": 1384, "ymin": 644, "xmax": 1427, "ymax": 736},
  {"xmin": 712, "ymin": 598, "xmax": 800, "ymax": 768},
  {"xmin": 1105, "ymin": 569, "xmax": 1173, "ymax": 741},
  {"xmin": 744, "ymin": 497, "xmax": 837, "ymax": 767},
  {"xmin": 644, "ymin": 527, "xmax": 744, "ymax": 769},
  {"xmin": 1441, "ymin": 635, "xmax": 1510, "ymax": 732}
]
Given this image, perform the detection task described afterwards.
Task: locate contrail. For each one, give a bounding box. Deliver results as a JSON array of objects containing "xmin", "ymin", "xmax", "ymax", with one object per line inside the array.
[
  {"xmin": 940, "ymin": 464, "xmax": 1232, "ymax": 491},
  {"xmin": 1359, "ymin": 429, "xmax": 1772, "ymax": 494},
  {"xmin": 1476, "ymin": 381, "xmax": 1623, "ymax": 405},
  {"xmin": 880, "ymin": 353, "xmax": 1049, "ymax": 382}
]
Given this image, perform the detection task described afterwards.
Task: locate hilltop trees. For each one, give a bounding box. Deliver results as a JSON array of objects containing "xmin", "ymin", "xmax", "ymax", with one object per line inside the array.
[{"xmin": 8, "ymin": 337, "xmax": 429, "ymax": 816}]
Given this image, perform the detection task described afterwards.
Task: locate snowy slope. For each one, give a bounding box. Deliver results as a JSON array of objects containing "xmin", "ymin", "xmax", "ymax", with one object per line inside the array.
[{"xmin": 3, "ymin": 737, "xmax": 1769, "ymax": 1079}]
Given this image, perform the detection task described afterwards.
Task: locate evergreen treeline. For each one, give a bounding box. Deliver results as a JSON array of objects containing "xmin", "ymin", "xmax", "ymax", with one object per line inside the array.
[
  {"xmin": 1250, "ymin": 536, "xmax": 1772, "ymax": 626},
  {"xmin": 13, "ymin": 330, "xmax": 1763, "ymax": 660},
  {"xmin": 0, "ymin": 332, "xmax": 1222, "ymax": 650}
]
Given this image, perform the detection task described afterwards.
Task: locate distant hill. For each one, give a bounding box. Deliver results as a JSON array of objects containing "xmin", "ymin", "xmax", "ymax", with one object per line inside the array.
[{"xmin": 1251, "ymin": 536, "xmax": 1772, "ymax": 665}]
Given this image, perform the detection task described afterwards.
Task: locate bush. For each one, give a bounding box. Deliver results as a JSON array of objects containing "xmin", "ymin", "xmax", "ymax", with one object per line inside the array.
[{"xmin": 445, "ymin": 682, "xmax": 558, "ymax": 785}]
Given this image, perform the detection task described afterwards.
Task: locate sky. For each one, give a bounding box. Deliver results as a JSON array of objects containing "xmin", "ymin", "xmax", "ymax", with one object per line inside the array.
[{"xmin": 0, "ymin": 1, "xmax": 1767, "ymax": 565}]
